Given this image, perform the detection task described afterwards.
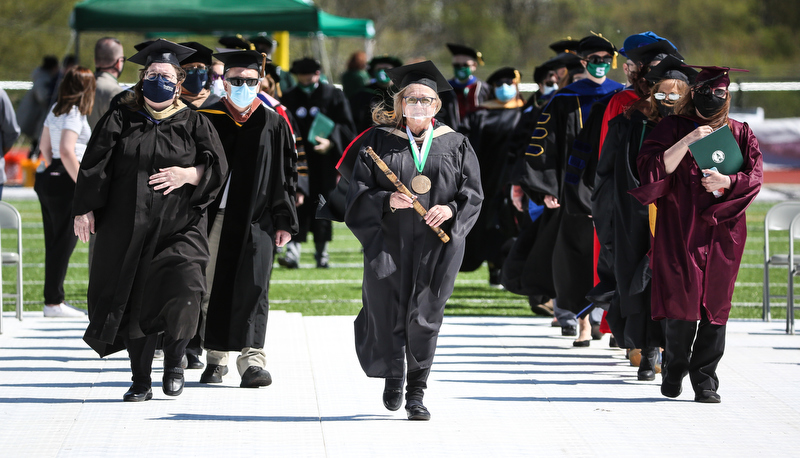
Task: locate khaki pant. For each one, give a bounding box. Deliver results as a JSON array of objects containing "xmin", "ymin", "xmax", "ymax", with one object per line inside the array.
[{"xmin": 201, "ymin": 211, "xmax": 267, "ymax": 376}]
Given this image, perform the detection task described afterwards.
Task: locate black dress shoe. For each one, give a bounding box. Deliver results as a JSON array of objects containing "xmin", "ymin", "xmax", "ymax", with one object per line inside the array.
[
  {"xmin": 162, "ymin": 367, "xmax": 184, "ymax": 396},
  {"xmin": 382, "ymin": 378, "xmax": 404, "ymax": 411},
  {"xmin": 573, "ymin": 339, "xmax": 591, "ymax": 347},
  {"xmin": 638, "ymin": 368, "xmax": 656, "ymax": 381},
  {"xmin": 661, "ymin": 381, "xmax": 682, "ymax": 398},
  {"xmin": 240, "ymin": 366, "xmax": 272, "ymax": 388},
  {"xmin": 123, "ymin": 384, "xmax": 153, "ymax": 402},
  {"xmin": 199, "ymin": 364, "xmax": 229, "ymax": 384},
  {"xmin": 405, "ymin": 400, "xmax": 431, "ymax": 421},
  {"xmin": 561, "ymin": 326, "xmax": 577, "ymax": 336},
  {"xmin": 608, "ymin": 336, "xmax": 619, "ymax": 348},
  {"xmin": 694, "ymin": 390, "xmax": 721, "ymax": 403},
  {"xmin": 186, "ymin": 353, "xmax": 204, "ymax": 370}
]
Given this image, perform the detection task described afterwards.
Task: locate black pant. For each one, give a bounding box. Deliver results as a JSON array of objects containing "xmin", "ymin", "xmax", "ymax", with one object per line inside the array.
[
  {"xmin": 124, "ymin": 333, "xmax": 189, "ymax": 387},
  {"xmin": 34, "ymin": 161, "xmax": 78, "ymax": 305},
  {"xmin": 663, "ymin": 313, "xmax": 726, "ymax": 395}
]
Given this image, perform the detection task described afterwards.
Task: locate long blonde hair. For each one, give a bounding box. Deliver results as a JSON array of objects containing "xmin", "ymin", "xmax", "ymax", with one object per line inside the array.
[{"xmin": 371, "ymin": 84, "xmax": 442, "ymax": 129}]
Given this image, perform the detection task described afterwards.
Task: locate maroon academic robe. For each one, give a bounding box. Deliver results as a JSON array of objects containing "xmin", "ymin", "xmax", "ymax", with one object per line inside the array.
[{"xmin": 629, "ymin": 115, "xmax": 762, "ymax": 325}]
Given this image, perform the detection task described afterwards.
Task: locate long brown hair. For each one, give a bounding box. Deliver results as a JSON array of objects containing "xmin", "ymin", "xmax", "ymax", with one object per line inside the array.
[
  {"xmin": 371, "ymin": 85, "xmax": 442, "ymax": 130},
  {"xmin": 122, "ymin": 64, "xmax": 186, "ymax": 111},
  {"xmin": 673, "ymin": 86, "xmax": 731, "ymax": 129},
  {"xmin": 52, "ymin": 66, "xmax": 96, "ymax": 116},
  {"xmin": 645, "ymin": 78, "xmax": 690, "ymax": 123}
]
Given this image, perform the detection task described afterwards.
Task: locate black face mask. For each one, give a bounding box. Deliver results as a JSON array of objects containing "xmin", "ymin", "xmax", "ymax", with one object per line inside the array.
[
  {"xmin": 692, "ymin": 91, "xmax": 726, "ymax": 118},
  {"xmin": 656, "ymin": 101, "xmax": 675, "ymax": 118}
]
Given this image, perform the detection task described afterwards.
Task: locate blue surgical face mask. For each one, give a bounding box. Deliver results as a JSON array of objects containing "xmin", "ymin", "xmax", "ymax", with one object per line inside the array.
[
  {"xmin": 210, "ymin": 79, "xmax": 226, "ymax": 98},
  {"xmin": 229, "ymin": 83, "xmax": 259, "ymax": 109},
  {"xmin": 494, "ymin": 83, "xmax": 516, "ymax": 102},
  {"xmin": 182, "ymin": 71, "xmax": 208, "ymax": 95},
  {"xmin": 142, "ymin": 76, "xmax": 177, "ymax": 104}
]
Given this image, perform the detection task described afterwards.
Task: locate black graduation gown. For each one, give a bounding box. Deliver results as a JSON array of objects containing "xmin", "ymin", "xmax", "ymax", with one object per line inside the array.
[
  {"xmin": 349, "ymin": 83, "xmax": 395, "ymax": 134},
  {"xmin": 281, "ymin": 83, "xmax": 355, "ymax": 243},
  {"xmin": 458, "ymin": 104, "xmax": 522, "ymax": 271},
  {"xmin": 516, "ymin": 78, "xmax": 623, "ymax": 313},
  {"xmin": 199, "ymin": 101, "xmax": 299, "ymax": 351},
  {"xmin": 435, "ymin": 89, "xmax": 461, "ymax": 130},
  {"xmin": 344, "ymin": 122, "xmax": 483, "ymax": 378},
  {"xmin": 592, "ymin": 111, "xmax": 663, "ymax": 348},
  {"xmin": 74, "ymin": 105, "xmax": 227, "ymax": 357}
]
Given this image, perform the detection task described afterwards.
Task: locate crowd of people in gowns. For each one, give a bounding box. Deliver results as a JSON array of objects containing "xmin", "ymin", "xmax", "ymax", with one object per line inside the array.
[{"xmin": 12, "ymin": 26, "xmax": 762, "ymax": 416}]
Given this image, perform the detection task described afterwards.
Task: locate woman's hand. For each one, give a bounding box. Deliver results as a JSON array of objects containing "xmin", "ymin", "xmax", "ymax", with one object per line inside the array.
[
  {"xmin": 424, "ymin": 205, "xmax": 453, "ymax": 228},
  {"xmin": 275, "ymin": 229, "xmax": 291, "ymax": 248},
  {"xmin": 313, "ymin": 136, "xmax": 332, "ymax": 153},
  {"xmin": 701, "ymin": 169, "xmax": 731, "ymax": 194},
  {"xmin": 149, "ymin": 165, "xmax": 204, "ymax": 195},
  {"xmin": 684, "ymin": 125, "xmax": 714, "ymax": 145},
  {"xmin": 389, "ymin": 191, "xmax": 416, "ymax": 210},
  {"xmin": 74, "ymin": 211, "xmax": 95, "ymax": 243},
  {"xmin": 543, "ymin": 194, "xmax": 560, "ymax": 209}
]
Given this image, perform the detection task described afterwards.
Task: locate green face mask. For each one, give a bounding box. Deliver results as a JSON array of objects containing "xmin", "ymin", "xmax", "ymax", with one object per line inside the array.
[
  {"xmin": 586, "ymin": 62, "xmax": 610, "ymax": 78},
  {"xmin": 375, "ymin": 69, "xmax": 391, "ymax": 85},
  {"xmin": 454, "ymin": 65, "xmax": 472, "ymax": 81},
  {"xmin": 299, "ymin": 83, "xmax": 316, "ymax": 95}
]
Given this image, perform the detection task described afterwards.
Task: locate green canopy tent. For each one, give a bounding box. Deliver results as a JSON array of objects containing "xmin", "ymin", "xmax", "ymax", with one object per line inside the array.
[{"xmin": 69, "ymin": 0, "xmax": 375, "ymax": 76}]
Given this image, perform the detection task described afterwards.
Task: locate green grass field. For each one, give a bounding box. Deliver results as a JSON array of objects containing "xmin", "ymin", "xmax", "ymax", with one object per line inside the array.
[{"xmin": 1, "ymin": 198, "xmax": 795, "ymax": 321}]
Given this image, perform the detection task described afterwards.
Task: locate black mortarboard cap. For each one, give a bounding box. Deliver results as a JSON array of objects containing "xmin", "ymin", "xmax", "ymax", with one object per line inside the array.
[
  {"xmin": 178, "ymin": 42, "xmax": 214, "ymax": 66},
  {"xmin": 385, "ymin": 60, "xmax": 453, "ymax": 93},
  {"xmin": 684, "ymin": 64, "xmax": 748, "ymax": 89},
  {"xmin": 213, "ymin": 50, "xmax": 265, "ymax": 74},
  {"xmin": 644, "ymin": 55, "xmax": 698, "ymax": 85},
  {"xmin": 541, "ymin": 53, "xmax": 583, "ymax": 74},
  {"xmin": 290, "ymin": 57, "xmax": 321, "ymax": 75},
  {"xmin": 446, "ymin": 43, "xmax": 484, "ymax": 65},
  {"xmin": 577, "ymin": 33, "xmax": 617, "ymax": 56},
  {"xmin": 218, "ymin": 35, "xmax": 255, "ymax": 51},
  {"xmin": 264, "ymin": 62, "xmax": 280, "ymax": 83},
  {"xmin": 534, "ymin": 64, "xmax": 556, "ymax": 84},
  {"xmin": 128, "ymin": 39, "xmax": 195, "ymax": 67},
  {"xmin": 249, "ymin": 33, "xmax": 276, "ymax": 48},
  {"xmin": 368, "ymin": 56, "xmax": 403, "ymax": 70},
  {"xmin": 549, "ymin": 38, "xmax": 580, "ymax": 55},
  {"xmin": 133, "ymin": 40, "xmax": 155, "ymax": 52},
  {"xmin": 486, "ymin": 67, "xmax": 520, "ymax": 86}
]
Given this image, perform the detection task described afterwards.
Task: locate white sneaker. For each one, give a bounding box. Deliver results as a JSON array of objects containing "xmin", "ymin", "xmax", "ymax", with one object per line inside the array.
[{"xmin": 43, "ymin": 303, "xmax": 87, "ymax": 318}]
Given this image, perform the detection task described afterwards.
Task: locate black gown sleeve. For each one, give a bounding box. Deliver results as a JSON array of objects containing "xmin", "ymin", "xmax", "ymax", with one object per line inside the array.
[{"xmin": 73, "ymin": 107, "xmax": 125, "ymax": 216}]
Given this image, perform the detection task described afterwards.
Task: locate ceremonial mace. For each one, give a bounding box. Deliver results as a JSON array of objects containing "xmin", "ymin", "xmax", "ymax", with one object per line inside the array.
[{"xmin": 365, "ymin": 147, "xmax": 450, "ymax": 244}]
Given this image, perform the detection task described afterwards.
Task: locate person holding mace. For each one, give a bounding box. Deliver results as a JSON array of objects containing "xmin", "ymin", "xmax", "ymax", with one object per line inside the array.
[{"xmin": 344, "ymin": 61, "xmax": 483, "ymax": 420}]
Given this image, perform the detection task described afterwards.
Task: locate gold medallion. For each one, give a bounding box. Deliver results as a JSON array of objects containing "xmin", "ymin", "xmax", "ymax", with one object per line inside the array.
[{"xmin": 411, "ymin": 174, "xmax": 431, "ymax": 195}]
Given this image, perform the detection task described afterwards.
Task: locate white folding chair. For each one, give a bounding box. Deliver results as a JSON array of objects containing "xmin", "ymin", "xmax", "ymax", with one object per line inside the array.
[
  {"xmin": 763, "ymin": 201, "xmax": 800, "ymax": 322},
  {"xmin": 0, "ymin": 201, "xmax": 23, "ymax": 321},
  {"xmin": 787, "ymin": 212, "xmax": 800, "ymax": 334}
]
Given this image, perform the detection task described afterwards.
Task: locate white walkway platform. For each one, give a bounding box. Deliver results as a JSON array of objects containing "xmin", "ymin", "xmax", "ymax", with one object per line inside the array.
[{"xmin": 1, "ymin": 311, "xmax": 798, "ymax": 457}]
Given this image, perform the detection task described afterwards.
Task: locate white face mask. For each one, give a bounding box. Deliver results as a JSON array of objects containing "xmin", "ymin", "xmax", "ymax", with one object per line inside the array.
[
  {"xmin": 210, "ymin": 79, "xmax": 226, "ymax": 98},
  {"xmin": 403, "ymin": 104, "xmax": 436, "ymax": 120},
  {"xmin": 542, "ymin": 84, "xmax": 558, "ymax": 96}
]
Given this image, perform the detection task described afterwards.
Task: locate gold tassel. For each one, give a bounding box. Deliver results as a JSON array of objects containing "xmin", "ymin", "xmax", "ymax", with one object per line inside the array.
[
  {"xmin": 476, "ymin": 51, "xmax": 484, "ymax": 66},
  {"xmin": 513, "ymin": 69, "xmax": 521, "ymax": 84}
]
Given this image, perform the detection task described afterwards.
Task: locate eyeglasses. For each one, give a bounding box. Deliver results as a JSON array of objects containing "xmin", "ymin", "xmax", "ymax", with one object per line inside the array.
[
  {"xmin": 452, "ymin": 63, "xmax": 471, "ymax": 69},
  {"xmin": 144, "ymin": 71, "xmax": 177, "ymax": 83},
  {"xmin": 654, "ymin": 92, "xmax": 682, "ymax": 102},
  {"xmin": 695, "ymin": 85, "xmax": 728, "ymax": 98},
  {"xmin": 404, "ymin": 96, "xmax": 435, "ymax": 106},
  {"xmin": 209, "ymin": 73, "xmax": 224, "ymax": 81},
  {"xmin": 494, "ymin": 79, "xmax": 514, "ymax": 86},
  {"xmin": 585, "ymin": 55, "xmax": 613, "ymax": 65},
  {"xmin": 228, "ymin": 77, "xmax": 260, "ymax": 87},
  {"xmin": 184, "ymin": 66, "xmax": 208, "ymax": 76}
]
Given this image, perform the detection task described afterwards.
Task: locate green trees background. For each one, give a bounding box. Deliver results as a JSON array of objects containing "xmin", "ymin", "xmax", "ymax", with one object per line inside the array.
[{"xmin": 1, "ymin": 0, "xmax": 798, "ymax": 116}]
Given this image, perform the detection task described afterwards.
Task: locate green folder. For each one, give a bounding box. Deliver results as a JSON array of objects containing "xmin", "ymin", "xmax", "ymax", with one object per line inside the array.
[
  {"xmin": 689, "ymin": 124, "xmax": 743, "ymax": 175},
  {"xmin": 308, "ymin": 112, "xmax": 335, "ymax": 145}
]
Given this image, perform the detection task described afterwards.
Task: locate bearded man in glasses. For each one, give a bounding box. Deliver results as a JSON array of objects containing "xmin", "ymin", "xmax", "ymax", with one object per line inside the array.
[
  {"xmin": 515, "ymin": 34, "xmax": 624, "ymax": 347},
  {"xmin": 197, "ymin": 50, "xmax": 299, "ymax": 388}
]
